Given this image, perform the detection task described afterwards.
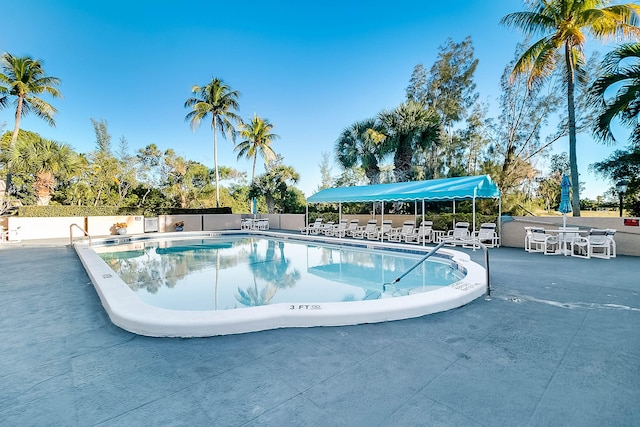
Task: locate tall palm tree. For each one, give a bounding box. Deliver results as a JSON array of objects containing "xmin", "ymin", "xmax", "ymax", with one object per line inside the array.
[
  {"xmin": 378, "ymin": 100, "xmax": 440, "ymax": 182},
  {"xmin": 501, "ymin": 0, "xmax": 640, "ymax": 216},
  {"xmin": 184, "ymin": 76, "xmax": 240, "ymax": 207},
  {"xmin": 234, "ymin": 114, "xmax": 278, "ymax": 183},
  {"xmin": 335, "ymin": 118, "xmax": 388, "ymax": 184},
  {"xmin": 0, "ymin": 53, "xmax": 62, "ymax": 148},
  {"xmin": 590, "ymin": 42, "xmax": 640, "ymax": 146}
]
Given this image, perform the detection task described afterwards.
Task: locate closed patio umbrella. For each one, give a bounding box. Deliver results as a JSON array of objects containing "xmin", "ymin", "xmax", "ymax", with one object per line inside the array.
[{"xmin": 559, "ymin": 174, "xmax": 572, "ymax": 228}]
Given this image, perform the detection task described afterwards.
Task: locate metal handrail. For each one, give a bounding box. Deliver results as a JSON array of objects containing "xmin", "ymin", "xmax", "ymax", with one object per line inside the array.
[
  {"xmin": 70, "ymin": 224, "xmax": 92, "ymax": 246},
  {"xmin": 385, "ymin": 238, "xmax": 491, "ymax": 300}
]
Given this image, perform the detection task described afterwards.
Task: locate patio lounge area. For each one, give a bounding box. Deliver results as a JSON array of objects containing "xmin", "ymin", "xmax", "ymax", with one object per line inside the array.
[{"xmin": 1, "ymin": 242, "xmax": 639, "ymax": 425}]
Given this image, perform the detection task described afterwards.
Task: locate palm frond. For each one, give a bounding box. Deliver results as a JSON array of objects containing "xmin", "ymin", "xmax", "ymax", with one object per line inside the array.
[
  {"xmin": 500, "ymin": 11, "xmax": 557, "ymax": 35},
  {"xmin": 590, "ymin": 42, "xmax": 640, "ymax": 145}
]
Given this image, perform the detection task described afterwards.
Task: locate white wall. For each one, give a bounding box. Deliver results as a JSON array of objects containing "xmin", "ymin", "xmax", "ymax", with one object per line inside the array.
[
  {"xmin": 4, "ymin": 214, "xmax": 305, "ymax": 241},
  {"xmin": 5, "ymin": 216, "xmax": 145, "ymax": 241},
  {"xmin": 4, "ymin": 213, "xmax": 637, "ymax": 256}
]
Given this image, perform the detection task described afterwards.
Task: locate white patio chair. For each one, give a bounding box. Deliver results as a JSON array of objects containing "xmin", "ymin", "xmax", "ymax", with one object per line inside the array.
[
  {"xmin": 318, "ymin": 221, "xmax": 335, "ymax": 235},
  {"xmin": 474, "ymin": 222, "xmax": 499, "ymax": 248},
  {"xmin": 387, "ymin": 220, "xmax": 415, "ymax": 242},
  {"xmin": 606, "ymin": 229, "xmax": 617, "ymax": 258},
  {"xmin": 352, "ymin": 220, "xmax": 377, "ymax": 239},
  {"xmin": 404, "ymin": 221, "xmax": 433, "ymax": 244},
  {"xmin": 571, "ymin": 229, "xmax": 612, "ymax": 259},
  {"xmin": 367, "ymin": 219, "xmax": 393, "ymax": 240},
  {"xmin": 524, "ymin": 227, "xmax": 558, "ymax": 253},
  {"xmin": 325, "ymin": 219, "xmax": 348, "ymax": 237},
  {"xmin": 300, "ymin": 218, "xmax": 323, "ymax": 234},
  {"xmin": 344, "ymin": 219, "xmax": 360, "ymax": 237},
  {"xmin": 440, "ymin": 221, "xmax": 471, "ymax": 246}
]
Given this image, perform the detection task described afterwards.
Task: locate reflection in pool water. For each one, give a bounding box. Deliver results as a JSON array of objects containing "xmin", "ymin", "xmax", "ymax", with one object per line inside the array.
[{"xmin": 97, "ymin": 236, "xmax": 464, "ymax": 312}]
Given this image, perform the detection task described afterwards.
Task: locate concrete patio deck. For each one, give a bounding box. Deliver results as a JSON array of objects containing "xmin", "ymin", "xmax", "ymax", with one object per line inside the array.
[{"xmin": 1, "ymin": 241, "xmax": 638, "ymax": 426}]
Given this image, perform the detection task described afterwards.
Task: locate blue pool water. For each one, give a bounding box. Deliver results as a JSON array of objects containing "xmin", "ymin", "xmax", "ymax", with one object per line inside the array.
[{"xmin": 96, "ymin": 236, "xmax": 465, "ymax": 312}]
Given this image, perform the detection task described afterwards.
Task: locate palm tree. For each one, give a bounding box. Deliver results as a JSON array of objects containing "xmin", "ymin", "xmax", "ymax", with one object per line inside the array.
[
  {"xmin": 6, "ymin": 135, "xmax": 84, "ymax": 205},
  {"xmin": 0, "ymin": 54, "xmax": 62, "ymax": 148},
  {"xmin": 250, "ymin": 161, "xmax": 299, "ymax": 214},
  {"xmin": 234, "ymin": 114, "xmax": 278, "ymax": 183},
  {"xmin": 378, "ymin": 100, "xmax": 440, "ymax": 182},
  {"xmin": 184, "ymin": 76, "xmax": 240, "ymax": 207},
  {"xmin": 590, "ymin": 43, "xmax": 640, "ymax": 146},
  {"xmin": 501, "ymin": 0, "xmax": 640, "ymax": 216},
  {"xmin": 335, "ymin": 118, "xmax": 388, "ymax": 184}
]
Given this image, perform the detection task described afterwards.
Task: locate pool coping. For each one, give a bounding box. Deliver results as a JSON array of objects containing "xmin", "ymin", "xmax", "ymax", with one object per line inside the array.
[{"xmin": 73, "ymin": 231, "xmax": 488, "ymax": 337}]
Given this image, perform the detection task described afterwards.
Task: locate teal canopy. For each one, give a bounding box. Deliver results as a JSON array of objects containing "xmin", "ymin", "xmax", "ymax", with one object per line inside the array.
[{"xmin": 307, "ymin": 175, "xmax": 500, "ymax": 203}]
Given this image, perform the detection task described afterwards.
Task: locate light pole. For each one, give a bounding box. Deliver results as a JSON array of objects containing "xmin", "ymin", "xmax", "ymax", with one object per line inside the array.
[{"xmin": 616, "ymin": 180, "xmax": 628, "ymax": 217}]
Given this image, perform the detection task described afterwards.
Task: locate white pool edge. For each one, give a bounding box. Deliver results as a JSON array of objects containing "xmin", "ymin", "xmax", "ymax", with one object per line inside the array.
[{"xmin": 74, "ymin": 231, "xmax": 488, "ymax": 337}]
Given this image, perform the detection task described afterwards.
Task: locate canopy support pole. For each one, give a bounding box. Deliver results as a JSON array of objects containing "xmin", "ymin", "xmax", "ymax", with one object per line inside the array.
[
  {"xmin": 471, "ymin": 192, "xmax": 477, "ymax": 251},
  {"xmin": 305, "ymin": 203, "xmax": 309, "ymax": 234},
  {"xmin": 381, "ymin": 202, "xmax": 384, "ymax": 241},
  {"xmin": 498, "ymin": 196, "xmax": 502, "ymax": 247},
  {"xmin": 452, "ymin": 200, "xmax": 456, "ymax": 230},
  {"xmin": 422, "ymin": 199, "xmax": 426, "ymax": 246}
]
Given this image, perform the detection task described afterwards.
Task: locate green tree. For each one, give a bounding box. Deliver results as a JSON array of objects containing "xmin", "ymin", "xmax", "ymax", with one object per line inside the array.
[
  {"xmin": 501, "ymin": 0, "xmax": 640, "ymax": 216},
  {"xmin": 4, "ymin": 131, "xmax": 84, "ymax": 205},
  {"xmin": 459, "ymin": 102, "xmax": 490, "ymax": 176},
  {"xmin": 234, "ymin": 114, "xmax": 278, "ymax": 183},
  {"xmin": 185, "ymin": 76, "xmax": 241, "ymax": 207},
  {"xmin": 378, "ymin": 100, "xmax": 440, "ymax": 181},
  {"xmin": 250, "ymin": 157, "xmax": 300, "ymax": 213},
  {"xmin": 136, "ymin": 143, "xmax": 164, "ymax": 207},
  {"xmin": 335, "ymin": 118, "xmax": 387, "ymax": 184},
  {"xmin": 537, "ymin": 153, "xmax": 570, "ymax": 211},
  {"xmin": 102, "ymin": 135, "xmax": 139, "ymax": 207},
  {"xmin": 282, "ymin": 186, "xmax": 306, "ymax": 214},
  {"xmin": 407, "ymin": 37, "xmax": 480, "ymax": 174},
  {"xmin": 590, "ymin": 42, "xmax": 640, "ymax": 146},
  {"xmin": 589, "ymin": 42, "xmax": 640, "ymax": 215},
  {"xmin": 487, "ymin": 42, "xmax": 562, "ymax": 193},
  {"xmin": 0, "ymin": 54, "xmax": 62, "ymax": 148},
  {"xmin": 424, "ymin": 37, "xmax": 479, "ymax": 128},
  {"xmin": 333, "ymin": 165, "xmax": 367, "ymax": 187},
  {"xmin": 406, "ymin": 63, "xmax": 427, "ymax": 103},
  {"xmin": 163, "ymin": 149, "xmax": 212, "ymax": 208},
  {"xmin": 87, "ymin": 118, "xmax": 121, "ymax": 206},
  {"xmin": 316, "ymin": 151, "xmax": 333, "ymax": 192},
  {"xmin": 591, "ymin": 147, "xmax": 640, "ymax": 215}
]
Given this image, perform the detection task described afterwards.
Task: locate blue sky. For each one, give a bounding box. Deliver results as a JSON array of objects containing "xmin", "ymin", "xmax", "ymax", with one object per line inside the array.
[{"xmin": 0, "ymin": 0, "xmax": 625, "ymax": 199}]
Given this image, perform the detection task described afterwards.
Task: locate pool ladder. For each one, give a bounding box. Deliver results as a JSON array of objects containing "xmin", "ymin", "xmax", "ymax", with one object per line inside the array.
[
  {"xmin": 69, "ymin": 224, "xmax": 93, "ymax": 246},
  {"xmin": 384, "ymin": 239, "xmax": 492, "ymax": 300}
]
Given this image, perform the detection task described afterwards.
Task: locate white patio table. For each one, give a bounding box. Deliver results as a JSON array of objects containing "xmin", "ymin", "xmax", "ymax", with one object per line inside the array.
[{"xmin": 545, "ymin": 228, "xmax": 588, "ymax": 256}]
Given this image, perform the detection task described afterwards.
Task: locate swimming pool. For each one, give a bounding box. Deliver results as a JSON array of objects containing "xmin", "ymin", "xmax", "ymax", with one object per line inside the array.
[{"xmin": 75, "ymin": 231, "xmax": 487, "ymax": 337}]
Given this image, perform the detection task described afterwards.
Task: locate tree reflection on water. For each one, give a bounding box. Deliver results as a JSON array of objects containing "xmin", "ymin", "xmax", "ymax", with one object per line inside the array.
[
  {"xmin": 235, "ymin": 239, "xmax": 301, "ymax": 307},
  {"xmin": 100, "ymin": 242, "xmax": 241, "ymax": 294}
]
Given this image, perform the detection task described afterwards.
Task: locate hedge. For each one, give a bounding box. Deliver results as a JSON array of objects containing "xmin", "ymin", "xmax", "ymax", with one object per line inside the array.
[
  {"xmin": 14, "ymin": 206, "xmax": 233, "ymax": 217},
  {"xmin": 16, "ymin": 206, "xmax": 145, "ymax": 217}
]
